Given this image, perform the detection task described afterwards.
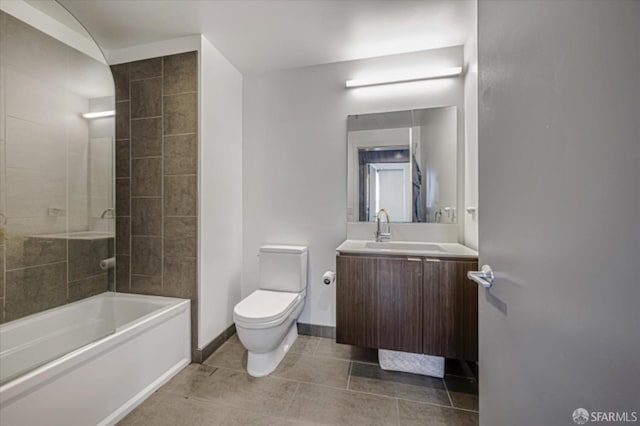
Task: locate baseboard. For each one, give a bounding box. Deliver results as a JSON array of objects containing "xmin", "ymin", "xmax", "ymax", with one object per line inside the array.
[
  {"xmin": 192, "ymin": 323, "xmax": 236, "ymax": 363},
  {"xmin": 297, "ymin": 322, "xmax": 336, "ymax": 339}
]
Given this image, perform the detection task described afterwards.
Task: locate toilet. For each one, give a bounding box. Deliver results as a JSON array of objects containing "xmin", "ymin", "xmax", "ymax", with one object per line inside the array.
[{"xmin": 233, "ymin": 245, "xmax": 308, "ymax": 377}]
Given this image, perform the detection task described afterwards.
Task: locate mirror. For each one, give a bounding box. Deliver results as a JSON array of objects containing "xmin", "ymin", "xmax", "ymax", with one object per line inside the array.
[{"xmin": 347, "ymin": 107, "xmax": 458, "ymax": 223}]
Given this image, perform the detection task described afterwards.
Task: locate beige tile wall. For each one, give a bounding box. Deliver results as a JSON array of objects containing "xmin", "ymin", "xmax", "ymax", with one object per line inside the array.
[{"xmin": 112, "ymin": 51, "xmax": 198, "ymax": 349}]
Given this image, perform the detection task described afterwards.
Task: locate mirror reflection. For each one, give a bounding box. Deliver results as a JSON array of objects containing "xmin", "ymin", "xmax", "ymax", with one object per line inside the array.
[{"xmin": 347, "ymin": 107, "xmax": 458, "ymax": 224}]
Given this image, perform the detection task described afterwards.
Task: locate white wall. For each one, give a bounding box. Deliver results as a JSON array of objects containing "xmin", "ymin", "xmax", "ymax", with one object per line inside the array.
[
  {"xmin": 197, "ymin": 36, "xmax": 243, "ymax": 349},
  {"xmin": 243, "ymin": 46, "xmax": 464, "ymax": 326},
  {"xmin": 463, "ymin": 0, "xmax": 478, "ymax": 250}
]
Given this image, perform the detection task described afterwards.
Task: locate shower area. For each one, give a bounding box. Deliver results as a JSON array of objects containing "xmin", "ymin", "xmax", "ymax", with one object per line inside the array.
[{"xmin": 0, "ymin": 5, "xmax": 190, "ymax": 425}]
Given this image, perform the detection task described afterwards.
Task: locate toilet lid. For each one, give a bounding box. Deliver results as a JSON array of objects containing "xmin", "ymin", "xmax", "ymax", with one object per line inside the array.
[{"xmin": 234, "ymin": 290, "xmax": 299, "ymax": 323}]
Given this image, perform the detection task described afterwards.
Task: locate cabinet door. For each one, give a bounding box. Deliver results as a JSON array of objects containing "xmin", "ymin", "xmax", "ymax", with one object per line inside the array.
[
  {"xmin": 377, "ymin": 257, "xmax": 423, "ymax": 353},
  {"xmin": 336, "ymin": 256, "xmax": 379, "ymax": 348},
  {"xmin": 423, "ymin": 260, "xmax": 478, "ymax": 360}
]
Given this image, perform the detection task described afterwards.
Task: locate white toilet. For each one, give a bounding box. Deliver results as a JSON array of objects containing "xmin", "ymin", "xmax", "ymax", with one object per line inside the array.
[{"xmin": 233, "ymin": 245, "xmax": 308, "ymax": 377}]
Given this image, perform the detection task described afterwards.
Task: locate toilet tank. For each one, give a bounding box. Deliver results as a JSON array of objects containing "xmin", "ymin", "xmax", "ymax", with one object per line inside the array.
[{"xmin": 258, "ymin": 245, "xmax": 308, "ymax": 292}]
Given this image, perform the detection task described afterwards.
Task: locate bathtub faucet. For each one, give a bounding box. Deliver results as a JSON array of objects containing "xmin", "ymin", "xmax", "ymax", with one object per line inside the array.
[{"xmin": 375, "ymin": 208, "xmax": 391, "ymax": 242}]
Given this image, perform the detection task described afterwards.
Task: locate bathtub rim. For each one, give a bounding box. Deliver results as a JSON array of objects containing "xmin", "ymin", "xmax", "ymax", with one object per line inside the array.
[{"xmin": 0, "ymin": 292, "xmax": 190, "ymax": 406}]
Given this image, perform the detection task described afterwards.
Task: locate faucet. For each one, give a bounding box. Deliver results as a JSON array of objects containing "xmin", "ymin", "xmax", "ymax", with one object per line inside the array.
[
  {"xmin": 374, "ymin": 208, "xmax": 391, "ymax": 242},
  {"xmin": 100, "ymin": 208, "xmax": 114, "ymax": 219}
]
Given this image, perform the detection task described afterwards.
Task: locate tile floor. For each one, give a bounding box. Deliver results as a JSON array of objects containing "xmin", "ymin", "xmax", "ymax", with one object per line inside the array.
[{"xmin": 120, "ymin": 335, "xmax": 479, "ymax": 425}]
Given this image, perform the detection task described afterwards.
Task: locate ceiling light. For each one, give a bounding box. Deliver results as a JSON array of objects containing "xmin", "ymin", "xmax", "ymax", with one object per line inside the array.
[
  {"xmin": 82, "ymin": 110, "xmax": 115, "ymax": 119},
  {"xmin": 345, "ymin": 67, "xmax": 462, "ymax": 88}
]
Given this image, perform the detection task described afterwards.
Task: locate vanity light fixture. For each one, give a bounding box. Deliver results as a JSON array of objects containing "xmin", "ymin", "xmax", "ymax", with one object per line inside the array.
[
  {"xmin": 345, "ymin": 66, "xmax": 462, "ymax": 88},
  {"xmin": 81, "ymin": 110, "xmax": 115, "ymax": 119}
]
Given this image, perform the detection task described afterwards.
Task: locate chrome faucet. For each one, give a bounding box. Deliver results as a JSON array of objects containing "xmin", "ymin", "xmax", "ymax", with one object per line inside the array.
[
  {"xmin": 374, "ymin": 208, "xmax": 391, "ymax": 242},
  {"xmin": 100, "ymin": 208, "xmax": 114, "ymax": 219}
]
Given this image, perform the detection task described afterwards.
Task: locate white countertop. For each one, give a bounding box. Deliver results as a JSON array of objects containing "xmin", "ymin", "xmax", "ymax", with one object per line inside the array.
[{"xmin": 336, "ymin": 240, "xmax": 478, "ymax": 259}]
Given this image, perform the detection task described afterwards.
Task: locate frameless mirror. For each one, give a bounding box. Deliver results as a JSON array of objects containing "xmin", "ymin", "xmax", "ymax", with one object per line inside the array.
[{"xmin": 347, "ymin": 106, "xmax": 457, "ymax": 223}]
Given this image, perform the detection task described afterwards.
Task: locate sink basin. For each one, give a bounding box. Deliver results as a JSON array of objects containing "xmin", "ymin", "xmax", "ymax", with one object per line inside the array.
[
  {"xmin": 365, "ymin": 242, "xmax": 444, "ymax": 252},
  {"xmin": 336, "ymin": 240, "xmax": 478, "ymax": 259}
]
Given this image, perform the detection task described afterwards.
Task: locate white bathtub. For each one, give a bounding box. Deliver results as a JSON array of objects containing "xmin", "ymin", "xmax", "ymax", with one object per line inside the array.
[{"xmin": 0, "ymin": 292, "xmax": 191, "ymax": 425}]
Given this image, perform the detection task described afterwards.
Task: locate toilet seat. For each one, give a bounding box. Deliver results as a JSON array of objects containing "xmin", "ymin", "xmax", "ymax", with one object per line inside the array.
[{"xmin": 234, "ymin": 290, "xmax": 302, "ymax": 329}]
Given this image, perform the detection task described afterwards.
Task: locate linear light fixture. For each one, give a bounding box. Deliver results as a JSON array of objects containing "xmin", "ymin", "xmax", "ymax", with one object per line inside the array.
[
  {"xmin": 345, "ymin": 66, "xmax": 463, "ymax": 88},
  {"xmin": 82, "ymin": 110, "xmax": 115, "ymax": 119}
]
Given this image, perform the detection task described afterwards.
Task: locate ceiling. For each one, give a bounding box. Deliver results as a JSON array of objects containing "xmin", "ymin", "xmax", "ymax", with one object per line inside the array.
[{"xmin": 58, "ymin": 0, "xmax": 475, "ymax": 74}]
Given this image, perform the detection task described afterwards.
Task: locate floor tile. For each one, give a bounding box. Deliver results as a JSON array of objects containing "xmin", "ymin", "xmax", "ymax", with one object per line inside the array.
[
  {"xmin": 444, "ymin": 375, "xmax": 479, "ymax": 411},
  {"xmin": 119, "ymin": 391, "xmax": 302, "ymax": 426},
  {"xmin": 349, "ymin": 361, "xmax": 451, "ymax": 406},
  {"xmin": 314, "ymin": 338, "xmax": 379, "ymax": 363},
  {"xmin": 225, "ymin": 334, "xmax": 241, "ymax": 345},
  {"xmin": 187, "ymin": 368, "xmax": 299, "ymax": 417},
  {"xmin": 119, "ymin": 392, "xmax": 223, "ymax": 425},
  {"xmin": 203, "ymin": 341, "xmax": 247, "ymax": 372},
  {"xmin": 157, "ymin": 363, "xmax": 216, "ymax": 397},
  {"xmin": 398, "ymin": 399, "xmax": 478, "ymax": 426},
  {"xmin": 289, "ymin": 334, "xmax": 321, "ymax": 355},
  {"xmin": 285, "ymin": 382, "xmax": 399, "ymax": 425},
  {"xmin": 274, "ymin": 351, "xmax": 351, "ymax": 389}
]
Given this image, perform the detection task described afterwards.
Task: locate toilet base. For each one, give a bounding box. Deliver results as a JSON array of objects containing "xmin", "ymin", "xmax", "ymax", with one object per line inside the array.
[{"xmin": 246, "ymin": 323, "xmax": 298, "ymax": 377}]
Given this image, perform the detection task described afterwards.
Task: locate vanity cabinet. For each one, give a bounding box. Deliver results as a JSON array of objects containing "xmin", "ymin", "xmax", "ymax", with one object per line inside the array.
[{"xmin": 336, "ymin": 254, "xmax": 478, "ymax": 361}]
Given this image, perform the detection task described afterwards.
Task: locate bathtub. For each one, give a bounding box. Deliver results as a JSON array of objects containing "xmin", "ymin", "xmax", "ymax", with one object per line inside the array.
[{"xmin": 0, "ymin": 292, "xmax": 191, "ymax": 425}]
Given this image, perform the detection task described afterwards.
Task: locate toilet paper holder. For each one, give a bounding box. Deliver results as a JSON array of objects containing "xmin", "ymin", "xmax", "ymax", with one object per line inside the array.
[{"xmin": 322, "ymin": 271, "xmax": 336, "ymax": 285}]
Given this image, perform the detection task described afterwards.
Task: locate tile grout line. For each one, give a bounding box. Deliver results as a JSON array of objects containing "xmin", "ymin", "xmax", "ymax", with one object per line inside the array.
[
  {"xmin": 346, "ymin": 361, "xmax": 353, "ymax": 390},
  {"xmin": 160, "ymin": 55, "xmax": 165, "ymax": 294},
  {"xmin": 442, "ymin": 376, "xmax": 455, "ymax": 408},
  {"xmin": 127, "ymin": 67, "xmax": 132, "ymax": 293}
]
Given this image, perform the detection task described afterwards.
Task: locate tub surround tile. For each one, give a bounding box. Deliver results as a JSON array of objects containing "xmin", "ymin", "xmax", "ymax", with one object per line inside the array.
[
  {"xmin": 116, "ymin": 217, "xmax": 130, "ymax": 255},
  {"xmin": 164, "ymin": 217, "xmax": 196, "ymax": 257},
  {"xmin": 115, "ymin": 179, "xmax": 130, "ymax": 217},
  {"xmin": 131, "ymin": 197, "xmax": 162, "ymax": 236},
  {"xmin": 163, "ymin": 92, "xmax": 197, "ymax": 135},
  {"xmin": 68, "ymin": 239, "xmax": 109, "ymax": 282},
  {"xmin": 131, "ymin": 236, "xmax": 162, "ymax": 276},
  {"xmin": 162, "ymin": 256, "xmax": 196, "ymax": 298},
  {"xmin": 163, "ymin": 52, "xmax": 197, "ymax": 95},
  {"xmin": 398, "ymin": 399, "xmax": 479, "ymax": 426},
  {"xmin": 111, "ymin": 63, "xmax": 130, "ymax": 101},
  {"xmin": 131, "ymin": 158, "xmax": 162, "ymax": 196},
  {"xmin": 68, "ymin": 273, "xmax": 108, "ymax": 302},
  {"xmin": 130, "ymin": 274, "xmax": 162, "ymax": 295},
  {"xmin": 5, "ymin": 262, "xmax": 67, "ymax": 321},
  {"xmin": 163, "ymin": 134, "xmax": 197, "ymax": 175},
  {"xmin": 115, "ymin": 101, "xmax": 129, "ymax": 139},
  {"xmin": 130, "ymin": 77, "xmax": 162, "ymax": 119},
  {"xmin": 113, "ymin": 51, "xmax": 199, "ymax": 351},
  {"xmin": 115, "ymin": 255, "xmax": 130, "ymax": 292},
  {"xmin": 115, "ymin": 139, "xmax": 130, "ymax": 178},
  {"xmin": 131, "ymin": 117, "xmax": 162, "ymax": 158},
  {"xmin": 129, "ymin": 57, "xmax": 162, "ymax": 80},
  {"xmin": 5, "ymin": 236, "xmax": 66, "ymax": 270},
  {"xmin": 164, "ymin": 175, "xmax": 197, "ymax": 216}
]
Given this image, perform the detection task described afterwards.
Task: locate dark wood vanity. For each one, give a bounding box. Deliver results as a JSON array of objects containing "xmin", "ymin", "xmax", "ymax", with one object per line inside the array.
[{"xmin": 336, "ymin": 253, "xmax": 478, "ymax": 361}]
